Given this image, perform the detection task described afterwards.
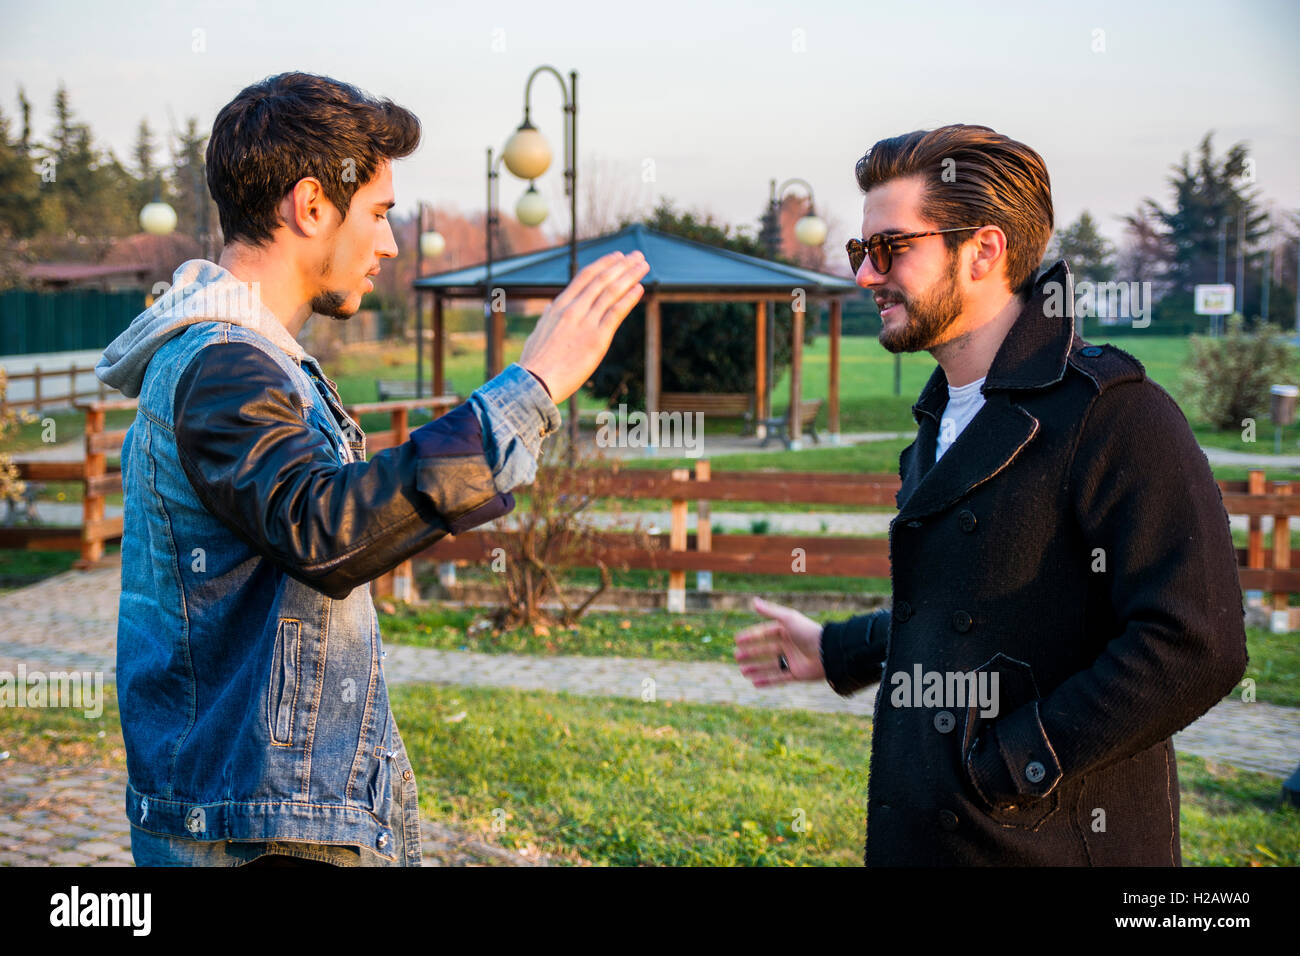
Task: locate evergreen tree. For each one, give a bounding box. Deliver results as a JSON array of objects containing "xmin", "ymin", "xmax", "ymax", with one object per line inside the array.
[
  {"xmin": 0, "ymin": 98, "xmax": 42, "ymax": 239},
  {"xmin": 1047, "ymin": 210, "xmax": 1114, "ymax": 284},
  {"xmin": 1137, "ymin": 132, "xmax": 1269, "ymax": 292}
]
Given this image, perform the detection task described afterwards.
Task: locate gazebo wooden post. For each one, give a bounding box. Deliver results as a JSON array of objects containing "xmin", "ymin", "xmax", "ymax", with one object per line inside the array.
[
  {"xmin": 644, "ymin": 295, "xmax": 661, "ymax": 454},
  {"xmin": 788, "ymin": 294, "xmax": 805, "ymax": 449},
  {"xmin": 829, "ymin": 297, "xmax": 842, "ymax": 443},
  {"xmin": 432, "ymin": 293, "xmax": 445, "ymax": 398},
  {"xmin": 754, "ymin": 300, "xmax": 767, "ymax": 440}
]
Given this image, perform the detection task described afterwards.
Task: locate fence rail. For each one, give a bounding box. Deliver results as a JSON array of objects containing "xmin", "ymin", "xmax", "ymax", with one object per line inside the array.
[
  {"xmin": 4, "ymin": 401, "xmax": 1300, "ymax": 623},
  {"xmin": 0, "ymin": 362, "xmax": 113, "ymax": 414}
]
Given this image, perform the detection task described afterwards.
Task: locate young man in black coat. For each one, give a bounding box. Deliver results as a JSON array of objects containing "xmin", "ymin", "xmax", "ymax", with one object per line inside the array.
[{"xmin": 735, "ymin": 124, "xmax": 1248, "ymax": 866}]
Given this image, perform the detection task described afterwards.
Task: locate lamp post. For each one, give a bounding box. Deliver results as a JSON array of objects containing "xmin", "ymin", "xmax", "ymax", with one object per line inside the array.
[
  {"xmin": 139, "ymin": 174, "xmax": 177, "ymax": 236},
  {"xmin": 500, "ymin": 65, "xmax": 579, "ymax": 460},
  {"xmin": 413, "ymin": 201, "xmax": 444, "ymax": 399},
  {"xmin": 758, "ymin": 178, "xmax": 827, "ymax": 435},
  {"xmin": 484, "ymin": 148, "xmax": 551, "ymax": 383}
]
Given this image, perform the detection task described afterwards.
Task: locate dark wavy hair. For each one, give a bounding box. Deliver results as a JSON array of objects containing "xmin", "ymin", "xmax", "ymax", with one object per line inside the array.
[
  {"xmin": 855, "ymin": 124, "xmax": 1053, "ymax": 298},
  {"xmin": 206, "ymin": 72, "xmax": 420, "ymax": 247}
]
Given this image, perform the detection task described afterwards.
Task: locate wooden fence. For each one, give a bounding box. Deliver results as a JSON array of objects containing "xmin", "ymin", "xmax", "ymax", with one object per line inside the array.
[
  {"xmin": 4, "ymin": 400, "xmax": 1300, "ymax": 624},
  {"xmin": 0, "ymin": 362, "xmax": 114, "ymax": 414}
]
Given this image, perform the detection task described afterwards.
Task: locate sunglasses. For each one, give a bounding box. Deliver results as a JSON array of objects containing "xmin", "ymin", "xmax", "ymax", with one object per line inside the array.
[{"xmin": 846, "ymin": 226, "xmax": 984, "ymax": 275}]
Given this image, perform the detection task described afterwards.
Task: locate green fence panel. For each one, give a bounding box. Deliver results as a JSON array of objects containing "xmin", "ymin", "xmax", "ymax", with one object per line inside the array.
[{"xmin": 0, "ymin": 289, "xmax": 146, "ymax": 356}]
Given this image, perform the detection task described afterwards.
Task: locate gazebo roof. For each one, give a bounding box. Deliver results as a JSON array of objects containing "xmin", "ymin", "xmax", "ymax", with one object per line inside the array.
[{"xmin": 414, "ymin": 223, "xmax": 859, "ymax": 297}]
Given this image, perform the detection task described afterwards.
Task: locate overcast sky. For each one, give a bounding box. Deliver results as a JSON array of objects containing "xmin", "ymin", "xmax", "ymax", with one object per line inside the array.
[{"xmin": 3, "ymin": 0, "xmax": 1297, "ymax": 256}]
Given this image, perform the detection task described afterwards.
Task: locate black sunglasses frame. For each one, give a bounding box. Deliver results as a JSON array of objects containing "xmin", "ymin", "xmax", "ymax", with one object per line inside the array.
[{"xmin": 846, "ymin": 226, "xmax": 985, "ymax": 275}]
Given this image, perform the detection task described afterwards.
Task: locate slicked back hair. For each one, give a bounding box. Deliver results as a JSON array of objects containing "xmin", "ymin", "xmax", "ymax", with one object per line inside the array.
[{"xmin": 855, "ymin": 125, "xmax": 1054, "ymax": 298}]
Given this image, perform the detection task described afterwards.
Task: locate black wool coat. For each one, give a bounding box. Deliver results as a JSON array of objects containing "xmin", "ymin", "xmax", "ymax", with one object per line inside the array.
[{"xmin": 819, "ymin": 260, "xmax": 1248, "ymax": 866}]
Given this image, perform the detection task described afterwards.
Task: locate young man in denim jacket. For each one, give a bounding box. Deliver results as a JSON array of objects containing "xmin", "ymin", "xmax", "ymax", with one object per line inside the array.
[{"xmin": 96, "ymin": 72, "xmax": 648, "ymax": 866}]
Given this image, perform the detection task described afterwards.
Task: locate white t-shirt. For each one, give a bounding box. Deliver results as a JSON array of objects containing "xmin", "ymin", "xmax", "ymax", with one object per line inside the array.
[{"xmin": 936, "ymin": 375, "xmax": 987, "ymax": 464}]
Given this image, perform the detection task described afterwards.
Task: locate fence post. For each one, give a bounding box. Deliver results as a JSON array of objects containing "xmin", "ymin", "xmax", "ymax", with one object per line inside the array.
[
  {"xmin": 695, "ymin": 459, "xmax": 712, "ymax": 593},
  {"xmin": 372, "ymin": 406, "xmax": 416, "ymax": 603},
  {"xmin": 668, "ymin": 467, "xmax": 689, "ymax": 613},
  {"xmin": 1246, "ymin": 470, "xmax": 1265, "ymax": 608},
  {"xmin": 1272, "ymin": 481, "xmax": 1291, "ymax": 633},
  {"xmin": 69, "ymin": 362, "xmax": 77, "ymax": 407},
  {"xmin": 33, "ymin": 365, "xmax": 41, "ymax": 413},
  {"xmin": 79, "ymin": 404, "xmax": 106, "ymax": 566}
]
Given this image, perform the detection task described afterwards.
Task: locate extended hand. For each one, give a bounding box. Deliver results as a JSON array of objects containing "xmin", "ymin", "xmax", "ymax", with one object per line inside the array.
[
  {"xmin": 734, "ymin": 596, "xmax": 826, "ymax": 687},
  {"xmin": 518, "ymin": 251, "xmax": 650, "ymax": 404}
]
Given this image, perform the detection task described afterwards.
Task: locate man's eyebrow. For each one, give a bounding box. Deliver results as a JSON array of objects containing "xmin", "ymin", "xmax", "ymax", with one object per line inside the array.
[{"xmin": 373, "ymin": 200, "xmax": 396, "ymax": 210}]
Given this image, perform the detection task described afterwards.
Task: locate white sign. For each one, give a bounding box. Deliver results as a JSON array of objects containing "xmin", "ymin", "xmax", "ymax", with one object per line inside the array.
[{"xmin": 1194, "ymin": 284, "xmax": 1235, "ymax": 316}]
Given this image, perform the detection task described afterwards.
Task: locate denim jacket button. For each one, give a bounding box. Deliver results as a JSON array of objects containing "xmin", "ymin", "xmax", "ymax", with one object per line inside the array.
[
  {"xmin": 402, "ymin": 769, "xmax": 413, "ymax": 781},
  {"xmin": 377, "ymin": 833, "xmax": 389, "ymax": 849}
]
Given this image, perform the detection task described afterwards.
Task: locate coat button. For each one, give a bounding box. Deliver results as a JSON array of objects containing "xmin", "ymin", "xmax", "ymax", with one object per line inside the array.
[
  {"xmin": 1025, "ymin": 761, "xmax": 1046, "ymax": 783},
  {"xmin": 894, "ymin": 600, "xmax": 912, "ymax": 622},
  {"xmin": 1080, "ymin": 345, "xmax": 1103, "ymax": 357},
  {"xmin": 934, "ymin": 710, "xmax": 955, "ymax": 733},
  {"xmin": 906, "ymin": 520, "xmax": 921, "ymax": 528},
  {"xmin": 938, "ymin": 809, "xmax": 959, "ymax": 831},
  {"xmin": 958, "ymin": 509, "xmax": 977, "ymax": 532},
  {"xmin": 952, "ymin": 610, "xmax": 972, "ymax": 632},
  {"xmin": 402, "ymin": 769, "xmax": 413, "ymax": 781}
]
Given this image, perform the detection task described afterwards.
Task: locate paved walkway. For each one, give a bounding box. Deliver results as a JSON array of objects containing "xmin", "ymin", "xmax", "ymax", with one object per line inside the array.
[{"xmin": 1, "ymin": 560, "xmax": 1297, "ymax": 867}]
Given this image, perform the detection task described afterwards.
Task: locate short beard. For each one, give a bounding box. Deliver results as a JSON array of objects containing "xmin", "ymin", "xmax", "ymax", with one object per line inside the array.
[
  {"xmin": 310, "ymin": 290, "xmax": 354, "ymax": 321},
  {"xmin": 878, "ymin": 249, "xmax": 965, "ymax": 353},
  {"xmin": 311, "ymin": 256, "xmax": 354, "ymax": 321}
]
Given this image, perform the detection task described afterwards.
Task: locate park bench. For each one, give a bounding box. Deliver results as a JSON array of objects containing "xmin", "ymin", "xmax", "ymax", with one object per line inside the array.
[
  {"xmin": 658, "ymin": 392, "xmax": 755, "ymax": 432},
  {"xmin": 375, "ymin": 378, "xmax": 458, "ymax": 402},
  {"xmin": 760, "ymin": 397, "xmax": 824, "ymax": 449}
]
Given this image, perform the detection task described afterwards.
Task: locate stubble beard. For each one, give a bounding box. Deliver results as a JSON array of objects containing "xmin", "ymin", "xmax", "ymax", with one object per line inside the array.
[
  {"xmin": 311, "ymin": 290, "xmax": 355, "ymax": 321},
  {"xmin": 878, "ymin": 250, "xmax": 965, "ymax": 354}
]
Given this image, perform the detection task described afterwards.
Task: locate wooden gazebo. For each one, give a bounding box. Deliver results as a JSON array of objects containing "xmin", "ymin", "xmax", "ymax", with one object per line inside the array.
[{"xmin": 413, "ymin": 224, "xmax": 859, "ymax": 449}]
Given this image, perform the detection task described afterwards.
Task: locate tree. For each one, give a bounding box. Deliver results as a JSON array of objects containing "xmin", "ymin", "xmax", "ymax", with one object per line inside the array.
[
  {"xmin": 1116, "ymin": 202, "xmax": 1176, "ymax": 300},
  {"xmin": 1046, "ymin": 210, "xmax": 1114, "ymax": 284},
  {"xmin": 585, "ymin": 197, "xmax": 812, "ymax": 408},
  {"xmin": 169, "ymin": 115, "xmax": 221, "ymax": 255},
  {"xmin": 0, "ymin": 97, "xmax": 41, "ymax": 240},
  {"xmin": 1136, "ymin": 132, "xmax": 1269, "ymax": 293}
]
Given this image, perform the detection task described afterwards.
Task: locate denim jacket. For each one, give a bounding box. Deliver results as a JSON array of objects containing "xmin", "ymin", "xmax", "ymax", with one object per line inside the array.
[{"xmin": 96, "ymin": 260, "xmax": 560, "ymax": 859}]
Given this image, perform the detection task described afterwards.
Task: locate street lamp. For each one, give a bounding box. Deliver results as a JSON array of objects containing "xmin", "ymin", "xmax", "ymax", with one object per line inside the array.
[
  {"xmin": 140, "ymin": 176, "xmax": 176, "ymax": 235},
  {"xmin": 483, "ymin": 150, "xmax": 555, "ymax": 382},
  {"xmin": 758, "ymin": 178, "xmax": 827, "ymax": 430},
  {"xmin": 498, "ymin": 65, "xmax": 580, "ymax": 459}
]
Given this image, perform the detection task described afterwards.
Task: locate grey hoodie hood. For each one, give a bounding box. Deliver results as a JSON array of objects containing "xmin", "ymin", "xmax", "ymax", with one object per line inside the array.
[{"xmin": 95, "ymin": 258, "xmax": 307, "ymax": 398}]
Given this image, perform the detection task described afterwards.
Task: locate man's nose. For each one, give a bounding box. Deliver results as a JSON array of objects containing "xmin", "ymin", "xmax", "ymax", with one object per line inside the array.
[
  {"xmin": 856, "ymin": 259, "xmax": 886, "ymax": 289},
  {"xmin": 378, "ymin": 219, "xmax": 399, "ymax": 258}
]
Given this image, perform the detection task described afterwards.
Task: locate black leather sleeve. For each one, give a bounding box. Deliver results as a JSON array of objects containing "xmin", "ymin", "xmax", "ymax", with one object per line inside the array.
[
  {"xmin": 819, "ymin": 608, "xmax": 891, "ymax": 697},
  {"xmin": 172, "ymin": 342, "xmax": 513, "ymax": 599}
]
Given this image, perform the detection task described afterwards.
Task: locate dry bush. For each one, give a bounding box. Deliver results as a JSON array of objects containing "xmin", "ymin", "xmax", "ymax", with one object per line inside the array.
[{"xmin": 486, "ymin": 433, "xmax": 655, "ymax": 630}]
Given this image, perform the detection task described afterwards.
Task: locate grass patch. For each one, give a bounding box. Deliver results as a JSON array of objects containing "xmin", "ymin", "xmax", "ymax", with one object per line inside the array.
[
  {"xmin": 0, "ymin": 548, "xmax": 82, "ymax": 595},
  {"xmin": 0, "ymin": 682, "xmax": 1292, "ymax": 866},
  {"xmin": 0, "ymin": 684, "xmax": 124, "ymax": 769}
]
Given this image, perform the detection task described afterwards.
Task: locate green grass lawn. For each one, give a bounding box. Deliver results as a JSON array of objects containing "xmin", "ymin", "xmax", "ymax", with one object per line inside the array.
[
  {"xmin": 4, "ymin": 683, "xmax": 1293, "ymax": 866},
  {"xmin": 377, "ymin": 601, "xmax": 1299, "ymax": 708}
]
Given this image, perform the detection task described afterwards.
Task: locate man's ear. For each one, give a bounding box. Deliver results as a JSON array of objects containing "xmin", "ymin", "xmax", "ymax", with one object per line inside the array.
[
  {"xmin": 282, "ymin": 177, "xmax": 332, "ymax": 239},
  {"xmin": 967, "ymin": 225, "xmax": 1008, "ymax": 285}
]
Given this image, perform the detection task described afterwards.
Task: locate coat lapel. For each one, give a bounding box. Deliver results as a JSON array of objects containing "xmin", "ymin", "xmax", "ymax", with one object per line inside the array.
[{"xmin": 893, "ymin": 258, "xmax": 1079, "ymax": 521}]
